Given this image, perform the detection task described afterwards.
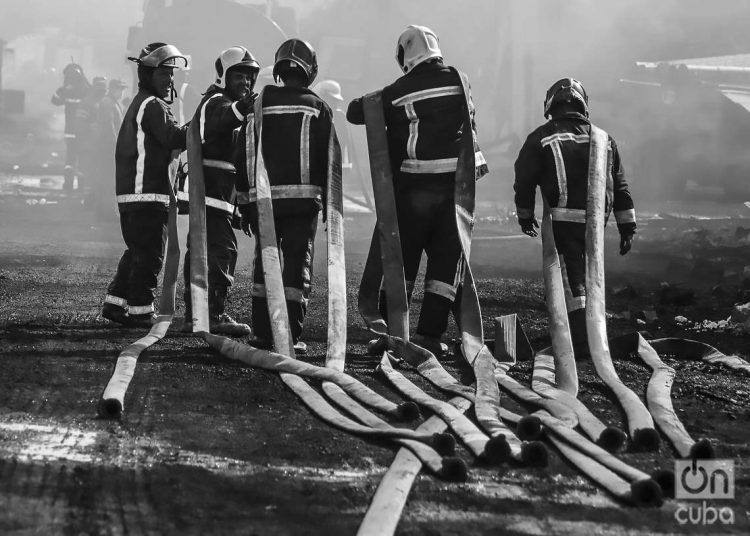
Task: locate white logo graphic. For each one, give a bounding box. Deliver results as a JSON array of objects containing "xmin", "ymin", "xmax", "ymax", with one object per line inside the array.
[{"xmin": 675, "ymin": 459, "xmax": 734, "ymax": 500}]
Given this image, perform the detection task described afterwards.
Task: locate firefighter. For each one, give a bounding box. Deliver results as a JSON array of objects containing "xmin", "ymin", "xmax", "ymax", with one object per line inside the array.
[
  {"xmin": 181, "ymin": 46, "xmax": 259, "ymax": 336},
  {"xmin": 77, "ymin": 76, "xmax": 108, "ymax": 200},
  {"xmin": 346, "ymin": 25, "xmax": 489, "ymax": 356},
  {"xmin": 94, "ymin": 79, "xmax": 128, "ymax": 219},
  {"xmin": 513, "ymin": 78, "xmax": 636, "ymax": 357},
  {"xmin": 313, "ymin": 79, "xmax": 355, "ymax": 174},
  {"xmin": 51, "ymin": 63, "xmax": 90, "ymax": 192},
  {"xmin": 236, "ymin": 38, "xmax": 336, "ymax": 353},
  {"xmin": 101, "ymin": 42, "xmax": 189, "ymax": 328}
]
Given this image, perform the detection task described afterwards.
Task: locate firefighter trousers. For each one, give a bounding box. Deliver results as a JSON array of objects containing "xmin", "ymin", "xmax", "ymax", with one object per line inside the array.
[
  {"xmin": 105, "ymin": 208, "xmax": 168, "ymax": 315},
  {"xmin": 378, "ymin": 182, "xmax": 463, "ymax": 339},
  {"xmin": 251, "ymin": 213, "xmax": 318, "ymax": 343},
  {"xmin": 552, "ymin": 220, "xmax": 589, "ymax": 356},
  {"xmin": 183, "ymin": 209, "xmax": 238, "ymax": 318}
]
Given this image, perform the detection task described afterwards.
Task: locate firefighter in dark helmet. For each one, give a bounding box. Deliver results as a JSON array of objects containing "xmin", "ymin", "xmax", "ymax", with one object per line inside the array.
[{"xmin": 513, "ymin": 78, "xmax": 636, "ymax": 357}]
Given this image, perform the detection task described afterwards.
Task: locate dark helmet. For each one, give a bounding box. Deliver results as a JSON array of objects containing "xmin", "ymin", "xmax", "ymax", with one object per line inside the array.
[
  {"xmin": 63, "ymin": 63, "xmax": 84, "ymax": 78},
  {"xmin": 273, "ymin": 38, "xmax": 318, "ymax": 86},
  {"xmin": 215, "ymin": 46, "xmax": 260, "ymax": 89},
  {"xmin": 543, "ymin": 78, "xmax": 588, "ymax": 118},
  {"xmin": 62, "ymin": 62, "xmax": 89, "ymax": 88}
]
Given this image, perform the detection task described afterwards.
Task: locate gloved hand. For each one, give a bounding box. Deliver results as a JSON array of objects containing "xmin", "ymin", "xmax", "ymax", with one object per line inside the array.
[
  {"xmin": 619, "ymin": 234, "xmax": 633, "ymax": 255},
  {"xmin": 238, "ymin": 205, "xmax": 253, "ymax": 237},
  {"xmin": 236, "ymin": 92, "xmax": 258, "ymax": 116},
  {"xmin": 241, "ymin": 218, "xmax": 253, "ymax": 237},
  {"xmin": 519, "ymin": 216, "xmax": 539, "ymax": 237}
]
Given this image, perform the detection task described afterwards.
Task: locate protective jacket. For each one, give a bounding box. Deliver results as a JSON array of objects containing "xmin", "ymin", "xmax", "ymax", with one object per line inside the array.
[
  {"xmin": 177, "ymin": 86, "xmax": 247, "ymax": 215},
  {"xmin": 52, "ymin": 84, "xmax": 87, "ymax": 137},
  {"xmin": 513, "ymin": 111, "xmax": 636, "ymax": 237},
  {"xmin": 235, "ymin": 85, "xmax": 332, "ymax": 218},
  {"xmin": 346, "ymin": 59, "xmax": 488, "ymax": 186},
  {"xmin": 115, "ymin": 89, "xmax": 187, "ymax": 213}
]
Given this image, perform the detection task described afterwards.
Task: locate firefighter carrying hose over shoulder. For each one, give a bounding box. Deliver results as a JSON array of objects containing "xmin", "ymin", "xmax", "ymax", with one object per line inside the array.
[
  {"xmin": 513, "ymin": 78, "xmax": 636, "ymax": 357},
  {"xmin": 180, "ymin": 46, "xmax": 259, "ymax": 336},
  {"xmin": 346, "ymin": 25, "xmax": 489, "ymax": 357},
  {"xmin": 235, "ymin": 38, "xmax": 337, "ymax": 354},
  {"xmin": 101, "ymin": 42, "xmax": 189, "ymax": 328}
]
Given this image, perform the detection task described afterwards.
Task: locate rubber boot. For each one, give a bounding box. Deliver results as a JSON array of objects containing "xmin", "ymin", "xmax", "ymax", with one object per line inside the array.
[
  {"xmin": 209, "ymin": 287, "xmax": 250, "ymax": 336},
  {"xmin": 568, "ymin": 308, "xmax": 590, "ymax": 359}
]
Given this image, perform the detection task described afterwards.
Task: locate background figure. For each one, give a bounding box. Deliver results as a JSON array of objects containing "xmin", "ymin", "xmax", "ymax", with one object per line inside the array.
[
  {"xmin": 51, "ymin": 63, "xmax": 91, "ymax": 192},
  {"xmin": 77, "ymin": 76, "xmax": 108, "ymax": 200},
  {"xmin": 95, "ymin": 78, "xmax": 128, "ymax": 219},
  {"xmin": 313, "ymin": 79, "xmax": 354, "ymax": 168},
  {"xmin": 513, "ymin": 78, "xmax": 636, "ymax": 357}
]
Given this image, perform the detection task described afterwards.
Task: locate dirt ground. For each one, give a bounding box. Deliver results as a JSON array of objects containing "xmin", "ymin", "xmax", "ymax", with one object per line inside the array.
[{"xmin": 1, "ymin": 193, "xmax": 749, "ymax": 535}]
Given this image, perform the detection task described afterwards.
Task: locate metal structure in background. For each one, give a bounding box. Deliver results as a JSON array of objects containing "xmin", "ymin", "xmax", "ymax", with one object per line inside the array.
[{"xmin": 620, "ymin": 54, "xmax": 750, "ymax": 201}]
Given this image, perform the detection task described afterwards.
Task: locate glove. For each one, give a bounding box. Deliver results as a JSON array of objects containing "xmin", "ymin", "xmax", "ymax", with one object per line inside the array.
[
  {"xmin": 236, "ymin": 92, "xmax": 258, "ymax": 116},
  {"xmin": 238, "ymin": 204, "xmax": 253, "ymax": 237},
  {"xmin": 241, "ymin": 218, "xmax": 253, "ymax": 238},
  {"xmin": 619, "ymin": 234, "xmax": 633, "ymax": 256},
  {"xmin": 519, "ymin": 216, "xmax": 539, "ymax": 237}
]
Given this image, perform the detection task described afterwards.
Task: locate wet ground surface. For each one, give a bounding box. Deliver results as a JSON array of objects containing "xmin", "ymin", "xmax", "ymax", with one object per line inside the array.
[{"xmin": 1, "ymin": 195, "xmax": 749, "ymax": 535}]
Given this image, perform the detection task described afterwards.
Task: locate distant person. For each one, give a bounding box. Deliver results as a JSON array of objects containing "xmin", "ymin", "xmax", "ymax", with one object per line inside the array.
[
  {"xmin": 181, "ymin": 46, "xmax": 259, "ymax": 336},
  {"xmin": 313, "ymin": 79, "xmax": 352, "ymax": 163},
  {"xmin": 77, "ymin": 76, "xmax": 108, "ymax": 197},
  {"xmin": 95, "ymin": 78, "xmax": 128, "ymax": 218},
  {"xmin": 101, "ymin": 42, "xmax": 189, "ymax": 328},
  {"xmin": 513, "ymin": 78, "xmax": 636, "ymax": 357},
  {"xmin": 346, "ymin": 25, "xmax": 489, "ymax": 357},
  {"xmin": 236, "ymin": 38, "xmax": 339, "ymax": 353},
  {"xmin": 51, "ymin": 62, "xmax": 90, "ymax": 192}
]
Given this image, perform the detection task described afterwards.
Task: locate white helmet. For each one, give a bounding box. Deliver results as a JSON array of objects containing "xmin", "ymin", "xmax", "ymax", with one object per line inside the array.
[
  {"xmin": 312, "ymin": 79, "xmax": 343, "ymax": 101},
  {"xmin": 396, "ymin": 25, "xmax": 442, "ymax": 74},
  {"xmin": 214, "ymin": 46, "xmax": 260, "ymax": 89}
]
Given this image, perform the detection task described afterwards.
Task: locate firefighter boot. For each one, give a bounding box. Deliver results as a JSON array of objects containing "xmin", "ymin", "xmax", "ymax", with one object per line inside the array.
[
  {"xmin": 128, "ymin": 312, "xmax": 157, "ymax": 329},
  {"xmin": 102, "ymin": 302, "xmax": 129, "ymax": 325},
  {"xmin": 209, "ymin": 288, "xmax": 251, "ymax": 336},
  {"xmin": 181, "ymin": 290, "xmax": 193, "ymax": 333},
  {"xmin": 568, "ymin": 308, "xmax": 590, "ymax": 359},
  {"xmin": 412, "ymin": 333, "xmax": 449, "ymax": 358}
]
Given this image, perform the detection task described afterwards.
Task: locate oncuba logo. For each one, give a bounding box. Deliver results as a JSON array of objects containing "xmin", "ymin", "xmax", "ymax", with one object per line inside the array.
[
  {"xmin": 675, "ymin": 459, "xmax": 734, "ymax": 500},
  {"xmin": 674, "ymin": 459, "xmax": 735, "ymax": 526}
]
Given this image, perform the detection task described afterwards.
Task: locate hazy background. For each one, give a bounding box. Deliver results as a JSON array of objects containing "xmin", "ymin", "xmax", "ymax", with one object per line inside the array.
[{"xmin": 2, "ymin": 0, "xmax": 749, "ymax": 205}]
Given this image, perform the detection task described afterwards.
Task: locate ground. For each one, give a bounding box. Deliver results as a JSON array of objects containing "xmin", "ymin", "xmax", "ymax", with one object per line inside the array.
[{"xmin": 0, "ymin": 193, "xmax": 749, "ymax": 535}]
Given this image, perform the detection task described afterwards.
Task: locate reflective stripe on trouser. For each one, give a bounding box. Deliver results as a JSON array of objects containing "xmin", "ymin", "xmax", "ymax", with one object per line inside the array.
[
  {"xmin": 183, "ymin": 210, "xmax": 237, "ymax": 316},
  {"xmin": 251, "ymin": 213, "xmax": 318, "ymax": 342},
  {"xmin": 376, "ymin": 183, "xmax": 463, "ymax": 338},
  {"xmin": 106, "ymin": 208, "xmax": 168, "ymax": 314}
]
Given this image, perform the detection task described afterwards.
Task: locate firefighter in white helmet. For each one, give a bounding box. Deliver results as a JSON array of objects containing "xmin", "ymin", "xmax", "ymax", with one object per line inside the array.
[
  {"xmin": 347, "ymin": 25, "xmax": 488, "ymax": 357},
  {"xmin": 102, "ymin": 42, "xmax": 189, "ymax": 328},
  {"xmin": 514, "ymin": 77, "xmax": 636, "ymax": 357},
  {"xmin": 236, "ymin": 38, "xmax": 340, "ymax": 353},
  {"xmin": 181, "ymin": 46, "xmax": 260, "ymax": 336}
]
